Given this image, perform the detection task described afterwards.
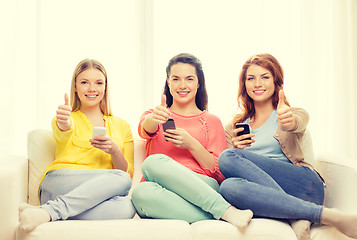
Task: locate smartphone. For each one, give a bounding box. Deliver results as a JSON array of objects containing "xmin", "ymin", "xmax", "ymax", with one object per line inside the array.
[
  {"xmin": 93, "ymin": 126, "xmax": 106, "ymax": 138},
  {"xmin": 235, "ymin": 123, "xmax": 251, "ymax": 140},
  {"xmin": 162, "ymin": 118, "xmax": 176, "ymax": 132}
]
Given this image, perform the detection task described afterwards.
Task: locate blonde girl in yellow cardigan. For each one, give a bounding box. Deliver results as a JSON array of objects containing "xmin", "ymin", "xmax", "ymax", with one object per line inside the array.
[{"xmin": 19, "ymin": 59, "xmax": 135, "ymax": 232}]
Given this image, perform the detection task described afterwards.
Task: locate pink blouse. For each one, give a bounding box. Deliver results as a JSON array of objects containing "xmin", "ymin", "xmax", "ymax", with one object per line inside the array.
[{"xmin": 138, "ymin": 109, "xmax": 227, "ymax": 183}]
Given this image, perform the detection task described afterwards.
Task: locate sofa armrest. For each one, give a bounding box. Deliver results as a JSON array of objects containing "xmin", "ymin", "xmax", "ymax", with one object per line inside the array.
[
  {"xmin": 316, "ymin": 154, "xmax": 357, "ymax": 214},
  {"xmin": 0, "ymin": 155, "xmax": 28, "ymax": 240}
]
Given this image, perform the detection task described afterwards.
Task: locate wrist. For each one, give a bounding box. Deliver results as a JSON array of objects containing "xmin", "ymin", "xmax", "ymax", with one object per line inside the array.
[
  {"xmin": 57, "ymin": 119, "xmax": 71, "ymax": 131},
  {"xmin": 143, "ymin": 113, "xmax": 159, "ymax": 134},
  {"xmin": 187, "ymin": 137, "xmax": 200, "ymax": 152},
  {"xmin": 110, "ymin": 145, "xmax": 122, "ymax": 156}
]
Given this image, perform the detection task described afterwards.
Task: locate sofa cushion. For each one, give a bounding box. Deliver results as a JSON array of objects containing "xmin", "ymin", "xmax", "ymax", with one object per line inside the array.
[
  {"xmin": 191, "ymin": 219, "xmax": 297, "ymax": 240},
  {"xmin": 310, "ymin": 224, "xmax": 354, "ymax": 240},
  {"xmin": 16, "ymin": 219, "xmax": 192, "ymax": 240}
]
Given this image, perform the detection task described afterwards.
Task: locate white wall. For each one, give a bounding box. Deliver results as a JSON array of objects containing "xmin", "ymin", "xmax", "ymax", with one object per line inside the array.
[{"xmin": 1, "ymin": 0, "xmax": 356, "ymax": 161}]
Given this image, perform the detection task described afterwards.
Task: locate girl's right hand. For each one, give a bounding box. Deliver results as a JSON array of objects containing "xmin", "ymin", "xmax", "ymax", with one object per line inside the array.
[
  {"xmin": 56, "ymin": 93, "xmax": 72, "ymax": 131},
  {"xmin": 143, "ymin": 95, "xmax": 171, "ymax": 134},
  {"xmin": 150, "ymin": 94, "xmax": 171, "ymax": 124},
  {"xmin": 231, "ymin": 127, "xmax": 255, "ymax": 149}
]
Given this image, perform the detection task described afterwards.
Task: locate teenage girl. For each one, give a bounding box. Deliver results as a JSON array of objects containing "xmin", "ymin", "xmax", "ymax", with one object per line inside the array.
[{"xmin": 19, "ymin": 59, "xmax": 135, "ymax": 232}]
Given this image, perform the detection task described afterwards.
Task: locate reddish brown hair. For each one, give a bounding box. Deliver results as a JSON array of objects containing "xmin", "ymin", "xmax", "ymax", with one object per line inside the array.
[{"xmin": 234, "ymin": 53, "xmax": 288, "ymax": 125}]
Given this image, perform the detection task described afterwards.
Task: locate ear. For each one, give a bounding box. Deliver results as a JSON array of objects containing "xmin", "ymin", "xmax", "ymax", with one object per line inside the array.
[{"xmin": 166, "ymin": 78, "xmax": 170, "ymax": 87}]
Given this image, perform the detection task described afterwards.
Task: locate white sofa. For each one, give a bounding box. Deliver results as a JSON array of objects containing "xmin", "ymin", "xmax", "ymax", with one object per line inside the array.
[{"xmin": 1, "ymin": 128, "xmax": 357, "ymax": 240}]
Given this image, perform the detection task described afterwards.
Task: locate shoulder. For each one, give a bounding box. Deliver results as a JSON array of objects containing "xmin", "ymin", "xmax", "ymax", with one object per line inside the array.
[
  {"xmin": 202, "ymin": 111, "xmax": 222, "ymax": 123},
  {"xmin": 200, "ymin": 111, "xmax": 225, "ymax": 134}
]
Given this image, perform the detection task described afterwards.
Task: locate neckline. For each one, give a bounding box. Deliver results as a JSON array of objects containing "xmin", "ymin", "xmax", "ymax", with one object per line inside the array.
[
  {"xmin": 169, "ymin": 109, "xmax": 206, "ymax": 118},
  {"xmin": 77, "ymin": 110, "xmax": 107, "ymax": 128},
  {"xmin": 248, "ymin": 109, "xmax": 277, "ymax": 131}
]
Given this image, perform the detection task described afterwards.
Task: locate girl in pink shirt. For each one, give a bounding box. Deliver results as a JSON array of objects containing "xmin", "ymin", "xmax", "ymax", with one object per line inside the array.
[{"xmin": 131, "ymin": 53, "xmax": 253, "ymax": 231}]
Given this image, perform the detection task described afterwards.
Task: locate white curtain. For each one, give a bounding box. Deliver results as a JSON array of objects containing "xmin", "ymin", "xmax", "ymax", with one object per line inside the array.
[{"xmin": 1, "ymin": 0, "xmax": 356, "ymax": 161}]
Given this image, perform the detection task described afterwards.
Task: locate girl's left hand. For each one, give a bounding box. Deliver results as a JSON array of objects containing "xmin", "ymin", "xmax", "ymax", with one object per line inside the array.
[
  {"xmin": 277, "ymin": 90, "xmax": 297, "ymax": 131},
  {"xmin": 163, "ymin": 128, "xmax": 195, "ymax": 149},
  {"xmin": 90, "ymin": 136, "xmax": 122, "ymax": 155}
]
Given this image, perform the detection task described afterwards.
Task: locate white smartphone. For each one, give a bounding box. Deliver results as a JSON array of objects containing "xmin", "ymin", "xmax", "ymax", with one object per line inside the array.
[{"xmin": 93, "ymin": 126, "xmax": 106, "ymax": 138}]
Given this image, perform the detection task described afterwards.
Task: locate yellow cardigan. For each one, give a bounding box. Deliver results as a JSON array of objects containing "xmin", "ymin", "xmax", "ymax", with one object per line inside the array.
[{"xmin": 42, "ymin": 111, "xmax": 134, "ymax": 182}]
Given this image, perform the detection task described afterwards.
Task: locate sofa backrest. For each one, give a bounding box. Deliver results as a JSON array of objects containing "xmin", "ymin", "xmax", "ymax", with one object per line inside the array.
[
  {"xmin": 27, "ymin": 129, "xmax": 146, "ymax": 205},
  {"xmin": 26, "ymin": 128, "xmax": 315, "ymax": 205}
]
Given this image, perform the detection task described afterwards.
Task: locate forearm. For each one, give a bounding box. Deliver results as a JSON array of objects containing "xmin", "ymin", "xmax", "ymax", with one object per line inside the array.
[
  {"xmin": 142, "ymin": 113, "xmax": 159, "ymax": 134},
  {"xmin": 188, "ymin": 139, "xmax": 215, "ymax": 171},
  {"xmin": 111, "ymin": 150, "xmax": 128, "ymax": 172},
  {"xmin": 291, "ymin": 108, "xmax": 309, "ymax": 133}
]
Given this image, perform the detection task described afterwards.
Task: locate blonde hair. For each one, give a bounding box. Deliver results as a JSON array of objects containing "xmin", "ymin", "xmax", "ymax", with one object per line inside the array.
[{"xmin": 70, "ymin": 59, "xmax": 112, "ymax": 116}]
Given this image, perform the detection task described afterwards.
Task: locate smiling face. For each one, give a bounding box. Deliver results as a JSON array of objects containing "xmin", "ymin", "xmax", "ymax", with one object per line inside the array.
[
  {"xmin": 75, "ymin": 68, "xmax": 106, "ymax": 111},
  {"xmin": 167, "ymin": 62, "xmax": 199, "ymax": 108},
  {"xmin": 245, "ymin": 64, "xmax": 275, "ymax": 105}
]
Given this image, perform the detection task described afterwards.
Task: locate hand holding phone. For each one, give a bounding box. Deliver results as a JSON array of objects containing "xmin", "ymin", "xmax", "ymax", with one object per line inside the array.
[
  {"xmin": 162, "ymin": 118, "xmax": 176, "ymax": 132},
  {"xmin": 93, "ymin": 127, "xmax": 106, "ymax": 138},
  {"xmin": 235, "ymin": 123, "xmax": 251, "ymax": 140},
  {"xmin": 162, "ymin": 118, "xmax": 176, "ymax": 142}
]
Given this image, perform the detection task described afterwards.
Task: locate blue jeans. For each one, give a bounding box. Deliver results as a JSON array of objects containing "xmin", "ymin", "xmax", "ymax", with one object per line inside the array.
[
  {"xmin": 218, "ymin": 149, "xmax": 325, "ymax": 223},
  {"xmin": 39, "ymin": 168, "xmax": 135, "ymax": 221}
]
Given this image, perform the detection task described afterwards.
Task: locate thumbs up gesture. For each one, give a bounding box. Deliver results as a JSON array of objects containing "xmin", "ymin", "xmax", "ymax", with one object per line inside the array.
[
  {"xmin": 151, "ymin": 94, "xmax": 171, "ymax": 124},
  {"xmin": 143, "ymin": 94, "xmax": 171, "ymax": 134},
  {"xmin": 277, "ymin": 90, "xmax": 296, "ymax": 131},
  {"xmin": 56, "ymin": 93, "xmax": 72, "ymax": 131}
]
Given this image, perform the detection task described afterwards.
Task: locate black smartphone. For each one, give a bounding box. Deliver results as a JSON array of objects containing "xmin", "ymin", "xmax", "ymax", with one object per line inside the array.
[
  {"xmin": 235, "ymin": 123, "xmax": 251, "ymax": 140},
  {"xmin": 162, "ymin": 118, "xmax": 176, "ymax": 132}
]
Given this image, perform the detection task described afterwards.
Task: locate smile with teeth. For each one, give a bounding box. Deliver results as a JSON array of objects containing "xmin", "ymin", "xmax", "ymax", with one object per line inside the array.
[
  {"xmin": 85, "ymin": 94, "xmax": 98, "ymax": 99},
  {"xmin": 177, "ymin": 91, "xmax": 189, "ymax": 96},
  {"xmin": 253, "ymin": 90, "xmax": 266, "ymax": 95}
]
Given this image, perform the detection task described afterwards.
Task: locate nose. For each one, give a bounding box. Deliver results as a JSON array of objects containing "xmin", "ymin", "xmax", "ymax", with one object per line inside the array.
[
  {"xmin": 88, "ymin": 83, "xmax": 95, "ymax": 91},
  {"xmin": 178, "ymin": 79, "xmax": 187, "ymax": 88},
  {"xmin": 255, "ymin": 78, "xmax": 263, "ymax": 87}
]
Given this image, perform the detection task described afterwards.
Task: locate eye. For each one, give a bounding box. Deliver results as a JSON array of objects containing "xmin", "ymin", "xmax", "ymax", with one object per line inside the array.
[
  {"xmin": 81, "ymin": 81, "xmax": 88, "ymax": 84},
  {"xmin": 247, "ymin": 77, "xmax": 254, "ymax": 81},
  {"xmin": 187, "ymin": 78, "xmax": 194, "ymax": 81},
  {"xmin": 172, "ymin": 78, "xmax": 179, "ymax": 81},
  {"xmin": 97, "ymin": 81, "xmax": 104, "ymax": 85}
]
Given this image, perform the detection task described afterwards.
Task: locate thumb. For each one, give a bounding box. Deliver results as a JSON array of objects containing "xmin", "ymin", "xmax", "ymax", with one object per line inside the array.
[
  {"xmin": 277, "ymin": 90, "xmax": 286, "ymax": 109},
  {"xmin": 64, "ymin": 93, "xmax": 70, "ymax": 106},
  {"xmin": 161, "ymin": 94, "xmax": 167, "ymax": 107}
]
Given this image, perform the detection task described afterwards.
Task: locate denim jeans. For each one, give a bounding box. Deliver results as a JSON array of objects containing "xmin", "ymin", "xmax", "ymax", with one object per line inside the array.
[
  {"xmin": 39, "ymin": 168, "xmax": 135, "ymax": 221},
  {"xmin": 218, "ymin": 149, "xmax": 325, "ymax": 223},
  {"xmin": 131, "ymin": 154, "xmax": 230, "ymax": 223}
]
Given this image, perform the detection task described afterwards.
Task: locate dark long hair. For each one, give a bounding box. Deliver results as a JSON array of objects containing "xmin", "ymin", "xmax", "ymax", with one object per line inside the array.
[{"xmin": 163, "ymin": 53, "xmax": 208, "ymax": 111}]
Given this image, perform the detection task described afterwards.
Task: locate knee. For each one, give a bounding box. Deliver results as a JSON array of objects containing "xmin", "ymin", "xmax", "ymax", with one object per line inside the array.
[
  {"xmin": 219, "ymin": 149, "xmax": 235, "ymax": 166},
  {"xmin": 108, "ymin": 170, "xmax": 132, "ymax": 193},
  {"xmin": 219, "ymin": 178, "xmax": 249, "ymax": 202},
  {"xmin": 141, "ymin": 154, "xmax": 172, "ymax": 178},
  {"xmin": 131, "ymin": 182, "xmax": 154, "ymax": 207},
  {"xmin": 131, "ymin": 182, "xmax": 158, "ymax": 216},
  {"xmin": 218, "ymin": 149, "xmax": 241, "ymax": 175},
  {"xmin": 118, "ymin": 197, "xmax": 136, "ymax": 219}
]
